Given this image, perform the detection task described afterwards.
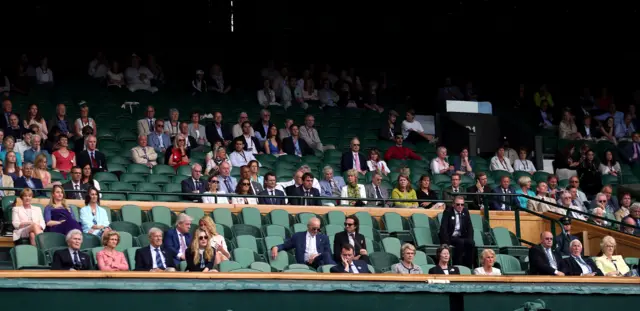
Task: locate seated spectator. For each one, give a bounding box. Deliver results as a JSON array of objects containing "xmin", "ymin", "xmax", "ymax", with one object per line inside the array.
[
  {"xmin": 96, "ymin": 231, "xmax": 129, "ymax": 271},
  {"xmin": 44, "ymin": 185, "xmax": 82, "ymax": 236},
  {"xmin": 616, "ymin": 113, "xmax": 635, "ymax": 139},
  {"xmin": 188, "ymin": 112, "xmax": 207, "ymax": 148},
  {"xmin": 257, "ymin": 78, "xmax": 279, "ymax": 107},
  {"xmin": 553, "ymin": 216, "xmax": 579, "ymax": 257},
  {"xmin": 198, "ymin": 216, "xmax": 230, "ymax": 264},
  {"xmin": 416, "ymin": 175, "xmax": 441, "ymax": 209},
  {"xmin": 49, "ymin": 104, "xmax": 73, "ymax": 139},
  {"xmin": 596, "ymin": 102, "xmax": 624, "ymax": 126},
  {"xmin": 453, "ymin": 147, "xmax": 474, "ymax": 178},
  {"xmin": 191, "ymin": 70, "xmax": 207, "ymax": 95},
  {"xmin": 561, "ymin": 239, "xmax": 602, "ymax": 276},
  {"xmin": 402, "ymin": 109, "xmax": 433, "ymax": 144},
  {"xmin": 205, "ymin": 146, "xmax": 231, "ymax": 176},
  {"xmin": 621, "ymin": 216, "xmax": 637, "ymax": 235},
  {"xmin": 185, "ymin": 228, "xmax": 217, "ymax": 272},
  {"xmin": 300, "ymin": 114, "xmax": 334, "ymax": 152},
  {"xmin": 615, "ymin": 194, "xmax": 633, "ymax": 222},
  {"xmin": 559, "ymin": 109, "xmax": 582, "ymax": 139},
  {"xmin": 33, "ymin": 154, "xmax": 54, "ymax": 187},
  {"xmin": 330, "ymin": 244, "xmax": 370, "ymax": 273},
  {"xmin": 391, "ymin": 243, "xmax": 422, "ymax": 274},
  {"xmin": 73, "ymin": 103, "xmax": 96, "ymax": 139},
  {"xmin": 490, "ymin": 176, "xmax": 518, "ymax": 211},
  {"xmin": 164, "ymin": 214, "xmax": 193, "ymax": 266},
  {"xmin": 164, "ymin": 109, "xmax": 181, "ymax": 138},
  {"xmin": 546, "ymin": 175, "xmax": 561, "ymax": 200},
  {"xmin": 391, "ymin": 174, "xmax": 417, "ymax": 208},
  {"xmin": 431, "ymin": 146, "xmax": 453, "ymax": 176},
  {"xmin": 513, "ymin": 147, "xmax": 536, "ymax": 175},
  {"xmin": 137, "ymin": 105, "xmax": 156, "ymax": 137},
  {"xmin": 578, "ymin": 149, "xmax": 601, "ymax": 196},
  {"xmin": 439, "ymin": 196, "xmax": 475, "ymax": 268},
  {"xmin": 333, "ymin": 215, "xmax": 368, "ymax": 264},
  {"xmin": 599, "ymin": 150, "xmax": 620, "ymax": 176},
  {"xmin": 229, "ymin": 138, "xmax": 257, "ymax": 167},
  {"xmin": 167, "ymin": 134, "xmax": 190, "ymax": 169},
  {"xmin": 35, "ymin": 57, "xmax": 54, "ymax": 85},
  {"xmin": 148, "ymin": 119, "xmax": 171, "ymax": 153},
  {"xmin": 600, "ymin": 117, "xmax": 617, "ymax": 145},
  {"xmin": 52, "ymin": 135, "xmax": 75, "ymax": 176},
  {"xmin": 125, "ymin": 54, "xmax": 158, "ymax": 93},
  {"xmin": 289, "ymin": 172, "xmax": 322, "ymax": 206},
  {"xmin": 278, "ymin": 119, "xmax": 293, "ymax": 139},
  {"xmin": 79, "ymin": 164, "xmax": 102, "ymax": 194},
  {"xmin": 12, "ymin": 188, "xmax": 44, "ymax": 245},
  {"xmin": 428, "ymin": 245, "xmax": 460, "ymax": 275},
  {"xmin": 466, "ymin": 173, "xmax": 491, "ymax": 210},
  {"xmin": 263, "ymin": 124, "xmax": 285, "ymax": 155},
  {"xmin": 3, "ymin": 151, "xmax": 22, "ymax": 179},
  {"xmin": 240, "ymin": 165, "xmax": 263, "ymax": 194},
  {"xmin": 131, "ymin": 135, "xmax": 158, "ymax": 168},
  {"xmin": 340, "ymin": 137, "xmax": 368, "ymax": 174},
  {"xmin": 106, "ymin": 61, "xmax": 125, "ymax": 88},
  {"xmin": 624, "ymin": 132, "xmax": 640, "ymax": 165},
  {"xmin": 579, "ymin": 115, "xmax": 596, "ymax": 139},
  {"xmin": 51, "ymin": 229, "xmax": 90, "ymax": 270},
  {"xmin": 443, "ymin": 173, "xmax": 464, "ymax": 201},
  {"xmin": 302, "ymin": 78, "xmax": 319, "ymax": 103},
  {"xmin": 473, "ymin": 249, "xmax": 502, "ymax": 275},
  {"xmin": 271, "ymin": 217, "xmax": 335, "ymax": 268},
  {"xmin": 248, "ymin": 160, "xmax": 263, "ymax": 184},
  {"xmin": 209, "ymin": 64, "xmax": 231, "ymax": 94},
  {"xmin": 528, "ymin": 231, "xmax": 565, "ymax": 276},
  {"xmin": 527, "ymin": 182, "xmax": 559, "ymax": 213},
  {"xmin": 0, "ymin": 136, "xmax": 24, "ymax": 166},
  {"xmin": 594, "ymin": 235, "xmax": 631, "ymax": 276},
  {"xmin": 205, "ymin": 112, "xmax": 233, "ymax": 149},
  {"xmin": 15, "ymin": 130, "xmax": 33, "ymax": 158},
  {"xmin": 231, "ymin": 112, "xmax": 254, "ymax": 138},
  {"xmin": 77, "ymin": 135, "xmax": 107, "ymax": 174},
  {"xmin": 319, "ymin": 166, "xmax": 346, "ymax": 205},
  {"xmin": 366, "ymin": 149, "xmax": 389, "ymax": 175},
  {"xmin": 318, "ymin": 79, "xmax": 339, "ymax": 108},
  {"xmin": 257, "ymin": 172, "xmax": 285, "ymax": 205},
  {"xmin": 79, "ymin": 187, "xmax": 111, "ymax": 237},
  {"xmin": 590, "ymin": 186, "xmax": 619, "ymax": 215},
  {"xmin": 146, "ymin": 54, "xmax": 164, "ymax": 86},
  {"xmin": 589, "ymin": 207, "xmax": 610, "ymax": 228},
  {"xmin": 490, "ymin": 147, "xmax": 514, "ymax": 173},
  {"xmin": 366, "ymin": 172, "xmax": 391, "ymax": 207},
  {"xmin": 4, "ymin": 114, "xmax": 24, "ymax": 140},
  {"xmin": 282, "ymin": 124, "xmax": 314, "ymax": 157},
  {"xmin": 0, "ymin": 160, "xmax": 14, "ymax": 196},
  {"xmin": 340, "ymin": 169, "xmax": 367, "ymax": 206},
  {"xmin": 135, "ymin": 227, "xmax": 177, "ymax": 271},
  {"xmin": 379, "ymin": 110, "xmax": 401, "ymax": 141},
  {"xmin": 514, "ymin": 176, "xmax": 536, "ymax": 209},
  {"xmin": 217, "ymin": 162, "xmax": 237, "ymax": 194},
  {"xmin": 14, "ymin": 162, "xmax": 44, "ymax": 197},
  {"xmin": 23, "ymin": 135, "xmax": 50, "ymax": 166},
  {"xmin": 564, "ymin": 186, "xmax": 588, "ymax": 220},
  {"xmin": 232, "ymin": 177, "xmax": 258, "ymax": 205},
  {"xmin": 537, "ymin": 100, "xmax": 554, "ymax": 129},
  {"xmin": 181, "ymin": 163, "xmax": 206, "ymax": 202},
  {"xmin": 237, "ymin": 121, "xmax": 262, "ymax": 154},
  {"xmin": 202, "ymin": 174, "xmax": 229, "ymax": 204},
  {"xmin": 253, "ymin": 109, "xmax": 274, "ymax": 144},
  {"xmin": 23, "ymin": 103, "xmax": 48, "ymax": 140}
]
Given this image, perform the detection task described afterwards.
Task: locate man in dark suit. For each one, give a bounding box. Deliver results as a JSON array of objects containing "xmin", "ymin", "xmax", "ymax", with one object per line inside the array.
[
  {"xmin": 163, "ymin": 214, "xmax": 193, "ymax": 266},
  {"xmin": 0, "ymin": 99, "xmax": 20, "ymax": 130},
  {"xmin": 14, "ymin": 163, "xmax": 45, "ymax": 197},
  {"xmin": 135, "ymin": 227, "xmax": 177, "ymax": 271},
  {"xmin": 490, "ymin": 175, "xmax": 518, "ymax": 211},
  {"xmin": 466, "ymin": 172, "xmax": 492, "ymax": 210},
  {"xmin": 282, "ymin": 124, "xmax": 314, "ymax": 156},
  {"xmin": 561, "ymin": 239, "xmax": 603, "ymax": 276},
  {"xmin": 330, "ymin": 243, "xmax": 371, "ymax": 273},
  {"xmin": 181, "ymin": 163, "xmax": 206, "ymax": 202},
  {"xmin": 76, "ymin": 135, "xmax": 108, "ymax": 173},
  {"xmin": 529, "ymin": 231, "xmax": 565, "ymax": 276},
  {"xmin": 443, "ymin": 173, "xmax": 465, "ymax": 201},
  {"xmin": 270, "ymin": 217, "xmax": 335, "ymax": 268},
  {"xmin": 252, "ymin": 109, "xmax": 274, "ymax": 143},
  {"xmin": 205, "ymin": 112, "xmax": 233, "ymax": 147},
  {"xmin": 258, "ymin": 172, "xmax": 286, "ymax": 205},
  {"xmin": 364, "ymin": 172, "xmax": 390, "ymax": 207},
  {"xmin": 438, "ymin": 196, "xmax": 475, "ymax": 268},
  {"xmin": 333, "ymin": 215, "xmax": 369, "ymax": 263},
  {"xmin": 290, "ymin": 172, "xmax": 322, "ymax": 206},
  {"xmin": 340, "ymin": 137, "xmax": 368, "ymax": 173},
  {"xmin": 554, "ymin": 216, "xmax": 579, "ymax": 257},
  {"xmin": 62, "ymin": 166, "xmax": 90, "ymax": 200},
  {"xmin": 51, "ymin": 229, "xmax": 91, "ymax": 270},
  {"xmin": 624, "ymin": 132, "xmax": 640, "ymax": 165}
]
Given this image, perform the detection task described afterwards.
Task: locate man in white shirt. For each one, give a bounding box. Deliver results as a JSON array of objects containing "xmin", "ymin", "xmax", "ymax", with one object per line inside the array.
[
  {"xmin": 14, "ymin": 131, "xmax": 32, "ymax": 158},
  {"xmin": 299, "ymin": 114, "xmax": 335, "ymax": 152},
  {"xmin": 125, "ymin": 54, "xmax": 158, "ymax": 93},
  {"xmin": 131, "ymin": 135, "xmax": 158, "ymax": 168},
  {"xmin": 229, "ymin": 138, "xmax": 256, "ymax": 167},
  {"xmin": 232, "ymin": 112, "xmax": 254, "ymax": 138},
  {"xmin": 137, "ymin": 105, "xmax": 156, "ymax": 136}
]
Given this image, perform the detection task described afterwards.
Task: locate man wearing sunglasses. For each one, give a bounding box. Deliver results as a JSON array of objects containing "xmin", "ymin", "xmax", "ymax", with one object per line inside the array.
[
  {"xmin": 438, "ymin": 196, "xmax": 474, "ymax": 268},
  {"xmin": 332, "ymin": 215, "xmax": 368, "ymax": 264},
  {"xmin": 271, "ymin": 217, "xmax": 335, "ymax": 268}
]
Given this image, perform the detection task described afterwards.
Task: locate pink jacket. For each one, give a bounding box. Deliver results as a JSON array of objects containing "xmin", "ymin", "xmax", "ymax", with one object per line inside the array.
[{"xmin": 96, "ymin": 249, "xmax": 129, "ymax": 271}]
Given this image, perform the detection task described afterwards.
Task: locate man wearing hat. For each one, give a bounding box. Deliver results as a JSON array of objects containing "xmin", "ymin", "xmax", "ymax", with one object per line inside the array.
[{"xmin": 554, "ymin": 216, "xmax": 579, "ymax": 257}]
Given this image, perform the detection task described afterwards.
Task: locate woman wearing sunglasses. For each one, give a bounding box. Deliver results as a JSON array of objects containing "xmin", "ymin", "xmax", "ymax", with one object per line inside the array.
[
  {"xmin": 185, "ymin": 228, "xmax": 217, "ymax": 272},
  {"xmin": 202, "ymin": 175, "xmax": 229, "ymax": 204},
  {"xmin": 231, "ymin": 178, "xmax": 258, "ymax": 205}
]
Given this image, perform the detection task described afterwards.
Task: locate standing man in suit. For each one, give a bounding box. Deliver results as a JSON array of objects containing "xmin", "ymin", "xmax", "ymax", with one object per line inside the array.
[
  {"xmin": 282, "ymin": 124, "xmax": 314, "ymax": 157},
  {"xmin": 466, "ymin": 172, "xmax": 491, "ymax": 210},
  {"xmin": 181, "ymin": 163, "xmax": 206, "ymax": 202},
  {"xmin": 135, "ymin": 227, "xmax": 177, "ymax": 271},
  {"xmin": 490, "ymin": 176, "xmax": 518, "ymax": 211},
  {"xmin": 257, "ymin": 172, "xmax": 285, "ymax": 205},
  {"xmin": 240, "ymin": 165, "xmax": 263, "ymax": 195},
  {"xmin": 62, "ymin": 166, "xmax": 89, "ymax": 200},
  {"xmin": 131, "ymin": 135, "xmax": 158, "ymax": 168},
  {"xmin": 206, "ymin": 111, "xmax": 233, "ymax": 148},
  {"xmin": 330, "ymin": 244, "xmax": 371, "ymax": 273},
  {"xmin": 291, "ymin": 172, "xmax": 322, "ymax": 206},
  {"xmin": 554, "ymin": 216, "xmax": 579, "ymax": 257},
  {"xmin": 270, "ymin": 217, "xmax": 335, "ymax": 268},
  {"xmin": 333, "ymin": 215, "xmax": 368, "ymax": 263},
  {"xmin": 51, "ymin": 229, "xmax": 91, "ymax": 270},
  {"xmin": 147, "ymin": 119, "xmax": 171, "ymax": 153},
  {"xmin": 529, "ymin": 231, "xmax": 565, "ymax": 276},
  {"xmin": 319, "ymin": 166, "xmax": 346, "ymax": 206},
  {"xmin": 561, "ymin": 239, "xmax": 603, "ymax": 276},
  {"xmin": 340, "ymin": 137, "xmax": 368, "ymax": 173},
  {"xmin": 163, "ymin": 214, "xmax": 193, "ymax": 267},
  {"xmin": 443, "ymin": 173, "xmax": 464, "ymax": 201},
  {"xmin": 137, "ymin": 105, "xmax": 156, "ymax": 136},
  {"xmin": 364, "ymin": 171, "xmax": 389, "ymax": 207},
  {"xmin": 77, "ymin": 135, "xmax": 108, "ymax": 174},
  {"xmin": 14, "ymin": 163, "xmax": 45, "ymax": 197},
  {"xmin": 438, "ymin": 196, "xmax": 475, "ymax": 268}
]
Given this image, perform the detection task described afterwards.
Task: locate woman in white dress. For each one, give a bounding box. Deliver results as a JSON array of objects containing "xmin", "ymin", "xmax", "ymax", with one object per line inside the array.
[
  {"xmin": 431, "ymin": 146, "xmax": 453, "ymax": 175},
  {"xmin": 202, "ymin": 175, "xmax": 229, "ymax": 204},
  {"xmin": 513, "ymin": 148, "xmax": 536, "ymax": 175},
  {"xmin": 12, "ymin": 188, "xmax": 45, "ymax": 245},
  {"xmin": 473, "ymin": 249, "xmax": 502, "ymax": 275},
  {"xmin": 367, "ymin": 149, "xmax": 390, "ymax": 175}
]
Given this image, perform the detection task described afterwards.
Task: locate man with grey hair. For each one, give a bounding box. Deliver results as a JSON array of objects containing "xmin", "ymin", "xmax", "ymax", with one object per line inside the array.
[
  {"xmin": 629, "ymin": 204, "xmax": 640, "ymax": 232},
  {"xmin": 181, "ymin": 163, "xmax": 205, "ymax": 202},
  {"xmin": 23, "ymin": 134, "xmax": 50, "ymax": 165},
  {"xmin": 164, "ymin": 213, "xmax": 193, "ymax": 265},
  {"xmin": 135, "ymin": 227, "xmax": 177, "ymax": 271},
  {"xmin": 137, "ymin": 105, "xmax": 156, "ymax": 136},
  {"xmin": 51, "ymin": 229, "xmax": 90, "ymax": 270},
  {"xmin": 561, "ymin": 239, "xmax": 602, "ymax": 276},
  {"xmin": 232, "ymin": 111, "xmax": 254, "ymax": 138},
  {"xmin": 14, "ymin": 162, "xmax": 44, "ymax": 197},
  {"xmin": 620, "ymin": 216, "xmax": 637, "ymax": 235},
  {"xmin": 77, "ymin": 134, "xmax": 108, "ymax": 173},
  {"xmin": 253, "ymin": 109, "xmax": 274, "ymax": 144},
  {"xmin": 365, "ymin": 171, "xmax": 390, "ymax": 207},
  {"xmin": 270, "ymin": 217, "xmax": 335, "ymax": 268},
  {"xmin": 131, "ymin": 134, "xmax": 158, "ymax": 168},
  {"xmin": 299, "ymin": 114, "xmax": 335, "ymax": 152},
  {"xmin": 277, "ymin": 165, "xmax": 321, "ymax": 194},
  {"xmin": 319, "ymin": 165, "xmax": 346, "ymax": 206}
]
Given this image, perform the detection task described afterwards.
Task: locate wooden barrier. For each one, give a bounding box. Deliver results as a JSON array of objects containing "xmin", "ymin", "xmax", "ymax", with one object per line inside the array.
[{"xmin": 0, "ymin": 270, "xmax": 638, "ymax": 284}]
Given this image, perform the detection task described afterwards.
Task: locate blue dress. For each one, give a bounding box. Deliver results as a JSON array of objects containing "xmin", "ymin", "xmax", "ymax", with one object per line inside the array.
[
  {"xmin": 44, "ymin": 205, "xmax": 82, "ymax": 236},
  {"xmin": 268, "ymin": 139, "xmax": 279, "ymax": 154}
]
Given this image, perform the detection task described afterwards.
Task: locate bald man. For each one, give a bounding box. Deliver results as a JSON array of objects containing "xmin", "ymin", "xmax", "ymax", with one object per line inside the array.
[
  {"xmin": 271, "ymin": 217, "xmax": 335, "ymax": 268},
  {"xmin": 529, "ymin": 231, "xmax": 565, "ymax": 276}
]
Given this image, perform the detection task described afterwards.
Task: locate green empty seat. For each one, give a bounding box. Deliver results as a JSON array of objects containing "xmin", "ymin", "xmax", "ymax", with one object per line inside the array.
[
  {"xmin": 232, "ymin": 247, "xmax": 262, "ymax": 268},
  {"xmin": 116, "ymin": 231, "xmax": 134, "ymax": 252},
  {"xmin": 268, "ymin": 250, "xmax": 294, "ymax": 271},
  {"xmin": 219, "ymin": 260, "xmax": 242, "ymax": 272},
  {"xmin": 240, "ymin": 207, "xmax": 264, "ymax": 228},
  {"xmin": 497, "ymin": 254, "xmax": 526, "ymax": 275},
  {"xmin": 152, "ymin": 164, "xmax": 176, "ymax": 175},
  {"xmin": 268, "ymin": 209, "xmax": 292, "ymax": 228},
  {"xmin": 184, "ymin": 207, "xmax": 205, "ymax": 221},
  {"xmin": 125, "ymin": 247, "xmax": 140, "ymax": 270},
  {"xmin": 110, "ymin": 221, "xmax": 141, "ymax": 236},
  {"xmin": 492, "ymin": 227, "xmax": 529, "ymax": 258},
  {"xmin": 151, "ymin": 206, "xmax": 173, "ymax": 226},
  {"xmin": 128, "ymin": 163, "xmax": 151, "ymax": 175},
  {"xmin": 381, "ymin": 237, "xmax": 402, "ymax": 259},
  {"xmin": 121, "ymin": 205, "xmax": 144, "ymax": 225},
  {"xmin": 369, "ymin": 251, "xmax": 399, "ymax": 273},
  {"xmin": 236, "ymin": 235, "xmax": 264, "ymax": 255},
  {"xmin": 11, "ymin": 245, "xmax": 48, "ymax": 270}
]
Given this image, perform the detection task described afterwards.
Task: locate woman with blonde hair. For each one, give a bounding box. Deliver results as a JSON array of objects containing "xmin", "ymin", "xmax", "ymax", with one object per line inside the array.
[
  {"xmin": 473, "ymin": 249, "xmax": 502, "ymax": 275},
  {"xmin": 168, "ymin": 133, "xmax": 190, "ymax": 169},
  {"xmin": 33, "ymin": 153, "xmax": 53, "ymax": 187},
  {"xmin": 391, "ymin": 243, "xmax": 423, "ymax": 274},
  {"xmin": 198, "ymin": 216, "xmax": 230, "ymax": 263},
  {"xmin": 96, "ymin": 231, "xmax": 129, "ymax": 271},
  {"xmin": 44, "ymin": 184, "xmax": 82, "ymax": 235},
  {"xmin": 185, "ymin": 228, "xmax": 217, "ymax": 272},
  {"xmin": 391, "ymin": 174, "xmax": 418, "ymax": 208},
  {"xmin": 12, "ymin": 188, "xmax": 45, "ymax": 245},
  {"xmin": 205, "ymin": 146, "xmax": 232, "ymax": 175},
  {"xmin": 340, "ymin": 169, "xmax": 367, "ymax": 206},
  {"xmin": 594, "ymin": 235, "xmax": 631, "ymax": 277}
]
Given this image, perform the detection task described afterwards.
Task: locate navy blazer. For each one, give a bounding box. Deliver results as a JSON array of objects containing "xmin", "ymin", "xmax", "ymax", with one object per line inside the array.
[
  {"xmin": 14, "ymin": 177, "xmax": 45, "ymax": 197},
  {"xmin": 340, "ymin": 152, "xmax": 368, "ymax": 173},
  {"xmin": 181, "ymin": 178, "xmax": 206, "ymax": 202},
  {"xmin": 330, "ymin": 260, "xmax": 371, "ymax": 273},
  {"xmin": 51, "ymin": 248, "xmax": 91, "ymax": 270},
  {"xmin": 257, "ymin": 189, "xmax": 286, "ymax": 205},
  {"xmin": 452, "ymin": 158, "xmax": 475, "ymax": 173},
  {"xmin": 147, "ymin": 132, "xmax": 172, "ymax": 153},
  {"xmin": 282, "ymin": 136, "xmax": 314, "ymax": 156},
  {"xmin": 163, "ymin": 229, "xmax": 192, "ymax": 266},
  {"xmin": 490, "ymin": 186, "xmax": 519, "ymax": 211},
  {"xmin": 290, "ymin": 186, "xmax": 322, "ymax": 206},
  {"xmin": 134, "ymin": 246, "xmax": 177, "ymax": 271},
  {"xmin": 276, "ymin": 231, "xmax": 335, "ymax": 265},
  {"xmin": 206, "ymin": 123, "xmax": 233, "ymax": 145},
  {"xmin": 561, "ymin": 256, "xmax": 603, "ymax": 276}
]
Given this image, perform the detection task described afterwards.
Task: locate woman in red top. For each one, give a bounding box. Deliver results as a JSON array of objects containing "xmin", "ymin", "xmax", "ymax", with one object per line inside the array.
[
  {"xmin": 51, "ymin": 136, "xmax": 75, "ymax": 179},
  {"xmin": 168, "ymin": 133, "xmax": 190, "ymax": 169}
]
